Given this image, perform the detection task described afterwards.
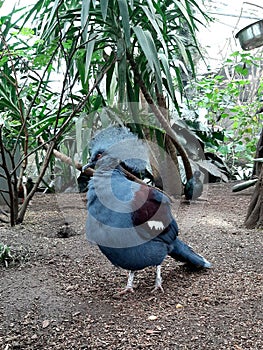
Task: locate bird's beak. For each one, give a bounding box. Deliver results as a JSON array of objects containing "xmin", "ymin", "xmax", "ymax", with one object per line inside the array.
[
  {"xmin": 82, "ymin": 153, "xmax": 103, "ymax": 172},
  {"xmin": 82, "ymin": 161, "xmax": 94, "ymax": 172}
]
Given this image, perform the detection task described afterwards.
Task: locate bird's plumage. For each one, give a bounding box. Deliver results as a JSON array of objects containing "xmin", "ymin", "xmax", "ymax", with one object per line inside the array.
[
  {"xmin": 85, "ymin": 126, "xmax": 211, "ymax": 292},
  {"xmin": 87, "ymin": 163, "xmax": 173, "ymax": 249},
  {"xmin": 88, "ymin": 126, "xmax": 149, "ymax": 178},
  {"xmin": 184, "ymin": 170, "xmax": 203, "ymax": 200}
]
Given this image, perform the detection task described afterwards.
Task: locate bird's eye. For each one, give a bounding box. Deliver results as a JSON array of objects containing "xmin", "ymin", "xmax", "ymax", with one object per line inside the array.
[{"xmin": 96, "ymin": 153, "xmax": 102, "ymax": 160}]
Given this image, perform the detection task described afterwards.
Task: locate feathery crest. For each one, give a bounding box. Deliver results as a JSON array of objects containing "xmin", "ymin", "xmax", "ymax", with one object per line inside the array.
[{"xmin": 89, "ymin": 126, "xmax": 149, "ymax": 174}]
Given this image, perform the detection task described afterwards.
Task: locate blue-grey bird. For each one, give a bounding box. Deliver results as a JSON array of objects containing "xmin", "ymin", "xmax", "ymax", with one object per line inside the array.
[
  {"xmin": 184, "ymin": 170, "xmax": 203, "ymax": 200},
  {"xmin": 83, "ymin": 126, "xmax": 211, "ymax": 293}
]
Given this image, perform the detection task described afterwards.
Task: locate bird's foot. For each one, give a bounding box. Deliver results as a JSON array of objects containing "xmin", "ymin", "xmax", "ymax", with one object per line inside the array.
[
  {"xmin": 117, "ymin": 287, "xmax": 135, "ymax": 295},
  {"xmin": 151, "ymin": 282, "xmax": 164, "ymax": 293},
  {"xmin": 151, "ymin": 266, "xmax": 164, "ymax": 293},
  {"xmin": 115, "ymin": 271, "xmax": 135, "ymax": 296}
]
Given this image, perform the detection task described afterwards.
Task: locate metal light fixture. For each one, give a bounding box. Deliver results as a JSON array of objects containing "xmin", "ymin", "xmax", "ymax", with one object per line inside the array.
[{"xmin": 235, "ymin": 19, "xmax": 263, "ymax": 50}]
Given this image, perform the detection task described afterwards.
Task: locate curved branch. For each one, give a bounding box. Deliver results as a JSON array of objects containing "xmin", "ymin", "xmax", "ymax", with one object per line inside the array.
[{"xmin": 126, "ymin": 51, "xmax": 193, "ymax": 180}]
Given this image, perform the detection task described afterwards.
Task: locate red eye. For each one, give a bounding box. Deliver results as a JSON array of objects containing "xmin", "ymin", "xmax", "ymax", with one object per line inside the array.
[{"xmin": 96, "ymin": 153, "xmax": 102, "ymax": 160}]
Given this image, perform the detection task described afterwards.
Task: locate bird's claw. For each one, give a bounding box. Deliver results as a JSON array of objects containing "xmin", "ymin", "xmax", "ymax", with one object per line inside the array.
[
  {"xmin": 117, "ymin": 287, "xmax": 135, "ymax": 295},
  {"xmin": 151, "ymin": 265, "xmax": 164, "ymax": 293},
  {"xmin": 151, "ymin": 283, "xmax": 164, "ymax": 293}
]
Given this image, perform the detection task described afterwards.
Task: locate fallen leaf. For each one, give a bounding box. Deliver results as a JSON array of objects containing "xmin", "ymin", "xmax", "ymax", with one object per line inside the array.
[
  {"xmin": 72, "ymin": 312, "xmax": 81, "ymax": 317},
  {"xmin": 42, "ymin": 320, "xmax": 50, "ymax": 328},
  {"xmin": 147, "ymin": 315, "xmax": 158, "ymax": 321},
  {"xmin": 145, "ymin": 329, "xmax": 161, "ymax": 335},
  {"xmin": 234, "ymin": 345, "xmax": 243, "ymax": 350}
]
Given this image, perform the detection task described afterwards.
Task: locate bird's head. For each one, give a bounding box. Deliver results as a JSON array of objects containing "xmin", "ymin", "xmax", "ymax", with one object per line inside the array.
[
  {"xmin": 83, "ymin": 151, "xmax": 103, "ymax": 170},
  {"xmin": 82, "ymin": 150, "xmax": 121, "ymax": 172},
  {"xmin": 193, "ymin": 170, "xmax": 201, "ymax": 178},
  {"xmin": 82, "ymin": 126, "xmax": 149, "ymax": 174}
]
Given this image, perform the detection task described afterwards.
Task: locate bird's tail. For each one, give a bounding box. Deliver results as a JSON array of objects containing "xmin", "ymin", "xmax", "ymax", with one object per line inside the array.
[{"xmin": 169, "ymin": 238, "xmax": 211, "ymax": 268}]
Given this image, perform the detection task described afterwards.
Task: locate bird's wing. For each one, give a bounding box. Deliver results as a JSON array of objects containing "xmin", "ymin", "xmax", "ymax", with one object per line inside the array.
[
  {"xmin": 87, "ymin": 172, "xmax": 178, "ymax": 248},
  {"xmin": 184, "ymin": 178, "xmax": 193, "ymax": 200},
  {"xmin": 131, "ymin": 184, "xmax": 176, "ymax": 239}
]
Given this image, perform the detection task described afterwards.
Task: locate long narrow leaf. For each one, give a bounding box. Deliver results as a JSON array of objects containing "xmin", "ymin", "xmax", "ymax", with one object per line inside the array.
[
  {"xmin": 174, "ymin": 66, "xmax": 184, "ymax": 97},
  {"xmin": 81, "ymin": 0, "xmax": 91, "ymax": 42},
  {"xmin": 145, "ymin": 0, "xmax": 156, "ymax": 15},
  {"xmin": 100, "ymin": 0, "xmax": 109, "ymax": 20},
  {"xmin": 188, "ymin": 0, "xmax": 211, "ymax": 21},
  {"xmin": 186, "ymin": 48, "xmax": 196, "ymax": 78},
  {"xmin": 45, "ymin": 0, "xmax": 61, "ymax": 34},
  {"xmin": 133, "ymin": 26, "xmax": 162, "ymax": 92},
  {"xmin": 129, "ymin": 0, "xmax": 134, "ymax": 11},
  {"xmin": 117, "ymin": 0, "xmax": 131, "ymax": 47},
  {"xmin": 171, "ymin": 35, "xmax": 189, "ymax": 66},
  {"xmin": 117, "ymin": 39, "xmax": 127, "ymax": 104},
  {"xmin": 133, "ymin": 26, "xmax": 154, "ymax": 70},
  {"xmin": 144, "ymin": 30, "xmax": 162, "ymax": 92},
  {"xmin": 106, "ymin": 52, "xmax": 117, "ymax": 103},
  {"xmin": 28, "ymin": 115, "xmax": 58, "ymax": 129},
  {"xmin": 84, "ymin": 34, "xmax": 96, "ymax": 83},
  {"xmin": 141, "ymin": 5, "xmax": 168, "ymax": 56},
  {"xmin": 159, "ymin": 53, "xmax": 175, "ymax": 100},
  {"xmin": 173, "ymin": 0, "xmax": 195, "ymax": 34}
]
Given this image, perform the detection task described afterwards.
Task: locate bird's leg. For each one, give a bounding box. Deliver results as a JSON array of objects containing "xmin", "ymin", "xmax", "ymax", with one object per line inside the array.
[
  {"xmin": 152, "ymin": 265, "xmax": 164, "ymax": 293},
  {"xmin": 118, "ymin": 271, "xmax": 135, "ymax": 295}
]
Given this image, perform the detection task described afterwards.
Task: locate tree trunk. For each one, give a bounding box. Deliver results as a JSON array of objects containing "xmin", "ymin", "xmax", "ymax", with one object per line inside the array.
[
  {"xmin": 244, "ymin": 127, "xmax": 263, "ymax": 228},
  {"xmin": 244, "ymin": 166, "xmax": 263, "ymax": 228},
  {"xmin": 252, "ymin": 127, "xmax": 263, "ymax": 176}
]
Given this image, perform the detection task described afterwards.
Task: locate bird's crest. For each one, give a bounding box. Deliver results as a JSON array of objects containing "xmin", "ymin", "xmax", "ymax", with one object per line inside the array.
[{"xmin": 89, "ymin": 126, "xmax": 149, "ymax": 174}]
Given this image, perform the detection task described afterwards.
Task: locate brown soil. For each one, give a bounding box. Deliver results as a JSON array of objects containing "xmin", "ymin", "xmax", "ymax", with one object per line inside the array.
[{"xmin": 0, "ymin": 182, "xmax": 262, "ymax": 350}]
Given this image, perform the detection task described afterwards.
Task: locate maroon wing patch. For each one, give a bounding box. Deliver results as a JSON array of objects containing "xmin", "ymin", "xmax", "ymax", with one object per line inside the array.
[{"xmin": 131, "ymin": 185, "xmax": 171, "ymax": 234}]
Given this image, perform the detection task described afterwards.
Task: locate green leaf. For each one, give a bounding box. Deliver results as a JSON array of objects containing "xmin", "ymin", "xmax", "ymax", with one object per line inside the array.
[
  {"xmin": 106, "ymin": 52, "xmax": 117, "ymax": 102},
  {"xmin": 232, "ymin": 179, "xmax": 257, "ymax": 192},
  {"xmin": 100, "ymin": 0, "xmax": 109, "ymax": 20},
  {"xmin": 117, "ymin": 47, "xmax": 127, "ymax": 104},
  {"xmin": 197, "ymin": 160, "xmax": 229, "ymax": 182},
  {"xmin": 28, "ymin": 115, "xmax": 57, "ymax": 130},
  {"xmin": 173, "ymin": 0, "xmax": 196, "ymax": 34},
  {"xmin": 84, "ymin": 34, "xmax": 96, "ymax": 82},
  {"xmin": 174, "ymin": 65, "xmax": 184, "ymax": 99},
  {"xmin": 159, "ymin": 53, "xmax": 175, "ymax": 100},
  {"xmin": 133, "ymin": 26, "xmax": 162, "ymax": 91},
  {"xmin": 133, "ymin": 26, "xmax": 153, "ymax": 69},
  {"xmin": 155, "ymin": 128, "xmax": 166, "ymax": 153},
  {"xmin": 45, "ymin": 0, "xmax": 61, "ymax": 36},
  {"xmin": 172, "ymin": 35, "xmax": 189, "ymax": 66},
  {"xmin": 234, "ymin": 65, "xmax": 248, "ymax": 76},
  {"xmin": 231, "ymin": 51, "xmax": 240, "ymax": 57},
  {"xmin": 117, "ymin": 0, "xmax": 130, "ymax": 47},
  {"xmin": 144, "ymin": 30, "xmax": 162, "ymax": 91},
  {"xmin": 140, "ymin": 5, "xmax": 168, "ymax": 56},
  {"xmin": 186, "ymin": 48, "xmax": 196, "ymax": 77},
  {"xmin": 81, "ymin": 0, "xmax": 91, "ymax": 42}
]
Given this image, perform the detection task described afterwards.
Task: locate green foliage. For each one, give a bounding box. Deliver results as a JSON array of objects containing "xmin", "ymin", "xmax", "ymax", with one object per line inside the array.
[
  {"xmin": 20, "ymin": 0, "xmax": 208, "ymax": 115},
  {"xmin": 0, "ymin": 243, "xmax": 13, "ymax": 267},
  {"xmin": 0, "ymin": 0, "xmax": 209, "ymax": 224},
  {"xmin": 0, "ymin": 6, "xmax": 94, "ymax": 224},
  {"xmin": 0, "ymin": 242, "xmax": 31, "ymax": 267},
  {"xmin": 185, "ymin": 51, "xmax": 263, "ymax": 177}
]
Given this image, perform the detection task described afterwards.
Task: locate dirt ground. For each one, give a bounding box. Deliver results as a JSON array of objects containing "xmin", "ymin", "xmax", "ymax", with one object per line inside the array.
[{"xmin": 0, "ymin": 182, "xmax": 262, "ymax": 350}]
